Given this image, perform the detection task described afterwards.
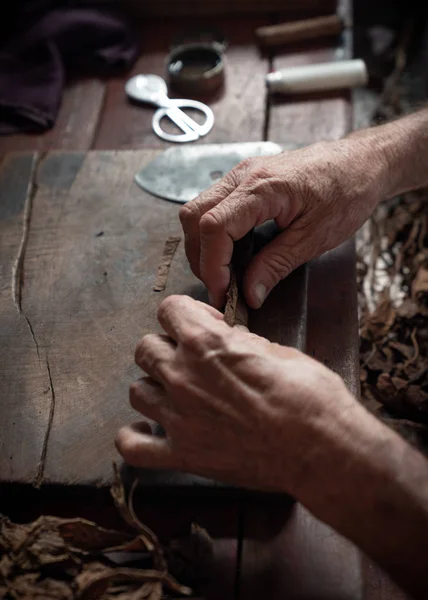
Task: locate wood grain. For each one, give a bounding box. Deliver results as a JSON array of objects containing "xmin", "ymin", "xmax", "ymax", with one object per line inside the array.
[
  {"xmin": 0, "ymin": 149, "xmax": 309, "ymax": 490},
  {"xmin": 93, "ymin": 17, "xmax": 269, "ymax": 150},
  {"xmin": 306, "ymin": 240, "xmax": 360, "ymax": 395},
  {"xmin": 239, "ymin": 504, "xmax": 362, "ymax": 600},
  {"xmin": 0, "ymin": 153, "xmax": 51, "ymax": 484},
  {"xmin": 268, "ymin": 45, "xmax": 351, "ymax": 146},
  {"xmin": 0, "ymin": 79, "xmax": 106, "ymax": 153}
]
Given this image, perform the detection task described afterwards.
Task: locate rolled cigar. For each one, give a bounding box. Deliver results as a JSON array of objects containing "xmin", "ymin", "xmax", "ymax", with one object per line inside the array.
[
  {"xmin": 266, "ymin": 59, "xmax": 368, "ymax": 95},
  {"xmin": 256, "ymin": 15, "xmax": 344, "ymax": 47}
]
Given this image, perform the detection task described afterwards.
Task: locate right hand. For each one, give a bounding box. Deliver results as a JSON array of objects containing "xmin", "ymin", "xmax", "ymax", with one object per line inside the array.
[{"xmin": 179, "ymin": 137, "xmax": 388, "ymax": 309}]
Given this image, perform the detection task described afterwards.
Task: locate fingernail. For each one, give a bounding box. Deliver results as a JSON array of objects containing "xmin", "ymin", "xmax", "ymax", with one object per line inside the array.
[{"xmin": 253, "ymin": 283, "xmax": 267, "ymax": 308}]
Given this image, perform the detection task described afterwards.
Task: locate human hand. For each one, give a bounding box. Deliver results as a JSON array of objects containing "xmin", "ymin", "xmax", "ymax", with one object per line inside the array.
[
  {"xmin": 115, "ymin": 295, "xmax": 364, "ymax": 496},
  {"xmin": 179, "ymin": 138, "xmax": 388, "ymax": 309}
]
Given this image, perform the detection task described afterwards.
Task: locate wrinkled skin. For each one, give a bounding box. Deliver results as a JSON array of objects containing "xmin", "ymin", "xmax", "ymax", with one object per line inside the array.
[
  {"xmin": 178, "ymin": 138, "xmax": 387, "ymax": 309},
  {"xmin": 115, "ymin": 295, "xmax": 358, "ymax": 496}
]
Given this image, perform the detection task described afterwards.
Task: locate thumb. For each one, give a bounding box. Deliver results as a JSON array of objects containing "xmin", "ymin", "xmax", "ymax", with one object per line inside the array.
[
  {"xmin": 115, "ymin": 422, "xmax": 176, "ymax": 470},
  {"xmin": 243, "ymin": 229, "xmax": 307, "ymax": 309}
]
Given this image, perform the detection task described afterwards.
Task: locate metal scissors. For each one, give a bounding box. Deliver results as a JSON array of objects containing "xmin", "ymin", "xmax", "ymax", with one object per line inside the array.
[{"xmin": 125, "ymin": 74, "xmax": 214, "ymax": 143}]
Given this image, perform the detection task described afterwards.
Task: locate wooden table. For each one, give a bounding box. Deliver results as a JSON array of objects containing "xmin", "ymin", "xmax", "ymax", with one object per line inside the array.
[{"xmin": 0, "ymin": 4, "xmax": 408, "ymax": 599}]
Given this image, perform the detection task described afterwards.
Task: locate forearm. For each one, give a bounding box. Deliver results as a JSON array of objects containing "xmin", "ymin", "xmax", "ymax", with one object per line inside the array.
[
  {"xmin": 295, "ymin": 403, "xmax": 428, "ymax": 598},
  {"xmin": 348, "ymin": 108, "xmax": 428, "ymax": 199}
]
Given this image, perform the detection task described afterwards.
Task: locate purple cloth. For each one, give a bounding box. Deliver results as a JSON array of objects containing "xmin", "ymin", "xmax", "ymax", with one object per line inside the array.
[{"xmin": 0, "ymin": 7, "xmax": 139, "ymax": 134}]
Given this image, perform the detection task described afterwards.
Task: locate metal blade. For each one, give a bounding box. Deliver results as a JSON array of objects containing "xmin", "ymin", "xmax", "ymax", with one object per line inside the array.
[{"xmin": 134, "ymin": 141, "xmax": 284, "ymax": 203}]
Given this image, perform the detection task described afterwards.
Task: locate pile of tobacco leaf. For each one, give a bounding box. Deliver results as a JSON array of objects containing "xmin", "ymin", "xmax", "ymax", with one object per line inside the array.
[
  {"xmin": 357, "ymin": 17, "xmax": 428, "ymax": 452},
  {"xmin": 359, "ymin": 192, "xmax": 428, "ymax": 448},
  {"xmin": 0, "ymin": 466, "xmax": 212, "ymax": 599}
]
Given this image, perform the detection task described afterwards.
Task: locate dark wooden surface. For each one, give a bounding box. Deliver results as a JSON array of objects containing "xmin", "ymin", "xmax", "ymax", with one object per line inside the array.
[
  {"xmin": 123, "ymin": 0, "xmax": 337, "ymax": 17},
  {"xmin": 0, "ymin": 5, "xmax": 409, "ymax": 600}
]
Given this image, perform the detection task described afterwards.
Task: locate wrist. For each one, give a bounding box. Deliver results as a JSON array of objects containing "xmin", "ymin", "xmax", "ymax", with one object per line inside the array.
[
  {"xmin": 347, "ymin": 108, "xmax": 428, "ymax": 200},
  {"xmin": 292, "ymin": 397, "xmax": 428, "ymax": 596}
]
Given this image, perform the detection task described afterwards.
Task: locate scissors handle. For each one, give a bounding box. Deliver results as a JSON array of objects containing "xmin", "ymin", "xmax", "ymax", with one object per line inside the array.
[{"xmin": 152, "ymin": 99, "xmax": 214, "ymax": 143}]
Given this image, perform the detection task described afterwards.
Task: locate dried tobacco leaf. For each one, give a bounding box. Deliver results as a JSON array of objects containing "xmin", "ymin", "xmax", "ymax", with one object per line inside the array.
[
  {"xmin": 58, "ymin": 518, "xmax": 134, "ymax": 552},
  {"xmin": 412, "ymin": 266, "xmax": 428, "ymax": 300},
  {"xmin": 7, "ymin": 573, "xmax": 73, "ymax": 599},
  {"xmin": 147, "ymin": 581, "xmax": 162, "ymax": 600},
  {"xmin": 360, "ymin": 291, "xmax": 396, "ymax": 342},
  {"xmin": 76, "ymin": 565, "xmax": 191, "ymax": 600},
  {"xmin": 153, "ymin": 236, "xmax": 181, "ymax": 292},
  {"xmin": 0, "ymin": 516, "xmax": 28, "ymax": 553},
  {"xmin": 396, "ymin": 298, "xmax": 421, "ymax": 319},
  {"xmin": 389, "ymin": 341, "xmax": 414, "ymax": 360},
  {"xmin": 0, "ymin": 466, "xmax": 205, "ymax": 600},
  {"xmin": 104, "ymin": 582, "xmax": 155, "ymax": 600}
]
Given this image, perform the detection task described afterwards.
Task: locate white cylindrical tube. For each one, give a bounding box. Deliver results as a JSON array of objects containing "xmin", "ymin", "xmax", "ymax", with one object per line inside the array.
[{"xmin": 266, "ymin": 59, "xmax": 368, "ymax": 94}]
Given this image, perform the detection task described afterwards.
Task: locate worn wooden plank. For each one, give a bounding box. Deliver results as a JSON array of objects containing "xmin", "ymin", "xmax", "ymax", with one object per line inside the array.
[
  {"xmin": 122, "ymin": 0, "xmax": 337, "ymax": 17},
  {"xmin": 0, "ymin": 148, "xmax": 308, "ymax": 490},
  {"xmin": 3, "ymin": 149, "xmax": 183, "ymax": 487},
  {"xmin": 268, "ymin": 0, "xmax": 352, "ymax": 146},
  {"xmin": 93, "ymin": 17, "xmax": 269, "ymax": 150},
  {"xmin": 306, "ymin": 240, "xmax": 360, "ymax": 395},
  {"xmin": 0, "ymin": 153, "xmax": 52, "ymax": 484},
  {"xmin": 268, "ymin": 45, "xmax": 351, "ymax": 146},
  {"xmin": 0, "ymin": 79, "xmax": 106, "ymax": 153}
]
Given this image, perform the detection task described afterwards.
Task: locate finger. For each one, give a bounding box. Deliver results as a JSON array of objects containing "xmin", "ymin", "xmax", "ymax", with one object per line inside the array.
[
  {"xmin": 243, "ymin": 228, "xmax": 308, "ymax": 309},
  {"xmin": 135, "ymin": 334, "xmax": 176, "ymax": 384},
  {"xmin": 179, "ymin": 168, "xmax": 242, "ymax": 279},
  {"xmin": 157, "ymin": 295, "xmax": 225, "ymax": 343},
  {"xmin": 129, "ymin": 377, "xmax": 169, "ymax": 422},
  {"xmin": 115, "ymin": 422, "xmax": 176, "ymax": 469},
  {"xmin": 199, "ymin": 179, "xmax": 294, "ymax": 308}
]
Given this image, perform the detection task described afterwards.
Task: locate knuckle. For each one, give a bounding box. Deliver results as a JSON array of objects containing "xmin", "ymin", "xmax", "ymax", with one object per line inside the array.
[
  {"xmin": 179, "ymin": 202, "xmax": 199, "ymax": 227},
  {"xmin": 264, "ymin": 251, "xmax": 296, "ymax": 281},
  {"xmin": 234, "ymin": 156, "xmax": 256, "ymax": 174},
  {"xmin": 135, "ymin": 334, "xmax": 171, "ymax": 379},
  {"xmin": 115, "ymin": 430, "xmax": 138, "ymax": 464},
  {"xmin": 166, "ymin": 371, "xmax": 188, "ymax": 395},
  {"xmin": 129, "ymin": 381, "xmax": 143, "ymax": 410},
  {"xmin": 181, "ymin": 327, "xmax": 225, "ymax": 354},
  {"xmin": 248, "ymin": 164, "xmax": 273, "ymax": 182},
  {"xmin": 134, "ymin": 333, "xmax": 156, "ymax": 366},
  {"xmin": 199, "ymin": 210, "xmax": 224, "ymax": 236},
  {"xmin": 157, "ymin": 294, "xmax": 180, "ymax": 322}
]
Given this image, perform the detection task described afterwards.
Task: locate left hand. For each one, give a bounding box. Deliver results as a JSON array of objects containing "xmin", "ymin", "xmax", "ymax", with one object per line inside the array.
[{"xmin": 115, "ymin": 295, "xmax": 362, "ymax": 495}]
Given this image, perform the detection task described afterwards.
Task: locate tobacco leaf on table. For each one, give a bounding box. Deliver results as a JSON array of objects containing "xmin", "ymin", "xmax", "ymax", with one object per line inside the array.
[
  {"xmin": 357, "ymin": 38, "xmax": 428, "ymax": 449},
  {"xmin": 359, "ymin": 183, "xmax": 428, "ymax": 444},
  {"xmin": 153, "ymin": 236, "xmax": 181, "ymax": 292},
  {"xmin": 412, "ymin": 266, "xmax": 428, "ymax": 300},
  {"xmin": 76, "ymin": 565, "xmax": 191, "ymax": 599},
  {"xmin": 0, "ymin": 466, "xmax": 210, "ymax": 599}
]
